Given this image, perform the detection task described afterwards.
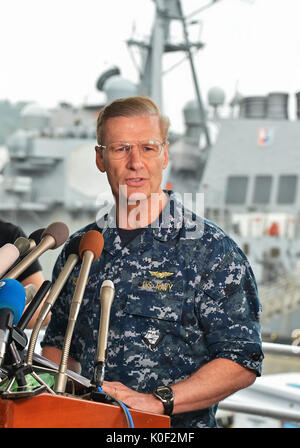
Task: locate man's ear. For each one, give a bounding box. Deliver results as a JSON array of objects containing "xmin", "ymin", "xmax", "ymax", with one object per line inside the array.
[{"xmin": 95, "ymin": 146, "xmax": 106, "ymax": 173}]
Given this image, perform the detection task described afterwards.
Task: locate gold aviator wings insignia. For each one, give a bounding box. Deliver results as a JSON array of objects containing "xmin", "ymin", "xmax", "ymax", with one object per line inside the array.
[{"xmin": 149, "ymin": 271, "xmax": 174, "ymax": 279}]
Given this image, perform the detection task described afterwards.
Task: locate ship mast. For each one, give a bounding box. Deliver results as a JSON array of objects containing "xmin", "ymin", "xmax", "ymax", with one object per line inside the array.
[{"xmin": 127, "ymin": 0, "xmax": 219, "ymax": 149}]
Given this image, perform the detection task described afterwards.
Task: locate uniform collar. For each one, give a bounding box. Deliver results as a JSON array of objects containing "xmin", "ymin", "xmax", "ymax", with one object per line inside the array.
[
  {"xmin": 97, "ymin": 190, "xmax": 186, "ymax": 255},
  {"xmin": 149, "ymin": 190, "xmax": 185, "ymax": 242}
]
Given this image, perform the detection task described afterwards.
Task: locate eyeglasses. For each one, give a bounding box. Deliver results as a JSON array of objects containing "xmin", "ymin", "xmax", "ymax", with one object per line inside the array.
[{"xmin": 97, "ymin": 139, "xmax": 167, "ymax": 160}]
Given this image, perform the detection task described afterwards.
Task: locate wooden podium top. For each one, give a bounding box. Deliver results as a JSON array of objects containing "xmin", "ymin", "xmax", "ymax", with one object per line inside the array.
[{"xmin": 0, "ymin": 393, "xmax": 170, "ymax": 428}]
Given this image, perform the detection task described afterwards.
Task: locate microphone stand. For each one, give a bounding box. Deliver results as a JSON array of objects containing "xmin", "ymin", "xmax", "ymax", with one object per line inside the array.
[
  {"xmin": 26, "ymin": 254, "xmax": 79, "ymax": 366},
  {"xmin": 0, "ymin": 326, "xmax": 55, "ymax": 399},
  {"xmin": 0, "ymin": 281, "xmax": 56, "ymax": 399},
  {"xmin": 55, "ymin": 250, "xmax": 94, "ymax": 394}
]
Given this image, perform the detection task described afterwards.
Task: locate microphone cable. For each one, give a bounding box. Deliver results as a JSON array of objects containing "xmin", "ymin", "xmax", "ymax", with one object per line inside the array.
[{"xmin": 96, "ymin": 385, "xmax": 135, "ymax": 428}]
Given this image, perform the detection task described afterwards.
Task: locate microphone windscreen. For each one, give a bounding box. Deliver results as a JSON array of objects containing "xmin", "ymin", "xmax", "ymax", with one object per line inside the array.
[
  {"xmin": 65, "ymin": 235, "xmax": 82, "ymax": 259},
  {"xmin": 101, "ymin": 279, "xmax": 115, "ymax": 291},
  {"xmin": 79, "ymin": 230, "xmax": 104, "ymax": 261},
  {"xmin": 0, "ymin": 278, "xmax": 26, "ymax": 324},
  {"xmin": 14, "ymin": 237, "xmax": 30, "ymax": 256},
  {"xmin": 28, "ymin": 228, "xmax": 45, "ymax": 245},
  {"xmin": 0, "ymin": 244, "xmax": 19, "ymax": 274},
  {"xmin": 41, "ymin": 222, "xmax": 69, "ymax": 249}
]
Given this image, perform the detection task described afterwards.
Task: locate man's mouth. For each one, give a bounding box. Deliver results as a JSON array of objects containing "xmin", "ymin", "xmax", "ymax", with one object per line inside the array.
[{"xmin": 125, "ymin": 177, "xmax": 147, "ymax": 185}]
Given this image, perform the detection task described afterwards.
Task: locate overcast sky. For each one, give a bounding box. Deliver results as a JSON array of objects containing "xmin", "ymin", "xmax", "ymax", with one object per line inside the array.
[{"xmin": 1, "ymin": 0, "xmax": 300, "ymax": 131}]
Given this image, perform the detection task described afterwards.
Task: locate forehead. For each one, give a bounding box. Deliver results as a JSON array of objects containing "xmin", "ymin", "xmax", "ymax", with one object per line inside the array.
[{"xmin": 103, "ymin": 115, "xmax": 162, "ymax": 142}]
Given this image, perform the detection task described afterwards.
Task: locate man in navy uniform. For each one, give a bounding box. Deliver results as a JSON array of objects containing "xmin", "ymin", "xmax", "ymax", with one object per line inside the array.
[{"xmin": 41, "ymin": 96, "xmax": 263, "ymax": 427}]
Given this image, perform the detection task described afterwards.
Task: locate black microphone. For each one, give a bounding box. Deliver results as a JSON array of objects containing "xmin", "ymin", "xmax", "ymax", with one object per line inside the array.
[
  {"xmin": 93, "ymin": 280, "xmax": 115, "ymax": 387},
  {"xmin": 5, "ymin": 222, "xmax": 69, "ymax": 280},
  {"xmin": 0, "ymin": 279, "xmax": 26, "ymax": 366},
  {"xmin": 28, "ymin": 228, "xmax": 45, "ymax": 250},
  {"xmin": 17, "ymin": 280, "xmax": 52, "ymax": 332}
]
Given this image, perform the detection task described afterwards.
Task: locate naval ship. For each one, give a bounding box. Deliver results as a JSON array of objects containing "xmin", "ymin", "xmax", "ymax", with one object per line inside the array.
[{"xmin": 1, "ymin": 0, "xmax": 299, "ymax": 340}]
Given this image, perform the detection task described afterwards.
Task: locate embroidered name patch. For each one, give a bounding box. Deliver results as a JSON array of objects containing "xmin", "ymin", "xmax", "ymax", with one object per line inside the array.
[{"xmin": 142, "ymin": 280, "xmax": 174, "ymax": 292}]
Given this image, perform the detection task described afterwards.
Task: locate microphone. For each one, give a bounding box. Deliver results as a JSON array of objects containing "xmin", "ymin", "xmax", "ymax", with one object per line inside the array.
[
  {"xmin": 0, "ymin": 278, "xmax": 26, "ymax": 366},
  {"xmin": 1, "ymin": 232, "xmax": 43, "ymax": 279},
  {"xmin": 28, "ymin": 228, "xmax": 45, "ymax": 250},
  {"xmin": 93, "ymin": 280, "xmax": 115, "ymax": 387},
  {"xmin": 0, "ymin": 281, "xmax": 51, "ymax": 372},
  {"xmin": 25, "ymin": 284, "xmax": 37, "ymax": 304},
  {"xmin": 17, "ymin": 280, "xmax": 52, "ymax": 332},
  {"xmin": 0, "ymin": 237, "xmax": 32, "ymax": 279},
  {"xmin": 4, "ymin": 222, "xmax": 69, "ymax": 280},
  {"xmin": 55, "ymin": 230, "xmax": 104, "ymax": 393},
  {"xmin": 0, "ymin": 244, "xmax": 20, "ymax": 278},
  {"xmin": 13, "ymin": 237, "xmax": 31, "ymax": 257},
  {"xmin": 26, "ymin": 236, "xmax": 82, "ymax": 366},
  {"xmin": 0, "ymin": 230, "xmax": 44, "ymax": 280}
]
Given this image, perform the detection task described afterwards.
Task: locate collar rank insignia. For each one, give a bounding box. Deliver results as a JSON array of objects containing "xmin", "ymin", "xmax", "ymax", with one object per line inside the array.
[
  {"xmin": 148, "ymin": 271, "xmax": 174, "ymax": 279},
  {"xmin": 142, "ymin": 327, "xmax": 163, "ymax": 351}
]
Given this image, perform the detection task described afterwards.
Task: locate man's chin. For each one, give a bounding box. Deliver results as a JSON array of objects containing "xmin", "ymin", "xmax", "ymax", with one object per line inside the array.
[
  {"xmin": 128, "ymin": 192, "xmax": 148, "ymax": 203},
  {"xmin": 118, "ymin": 184, "xmax": 148, "ymax": 204}
]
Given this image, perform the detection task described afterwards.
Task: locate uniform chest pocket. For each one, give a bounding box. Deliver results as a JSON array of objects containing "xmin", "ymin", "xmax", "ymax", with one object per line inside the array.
[
  {"xmin": 122, "ymin": 277, "xmax": 202, "ymax": 359},
  {"xmin": 125, "ymin": 276, "xmax": 184, "ymax": 322},
  {"xmin": 123, "ymin": 286, "xmax": 183, "ymax": 353}
]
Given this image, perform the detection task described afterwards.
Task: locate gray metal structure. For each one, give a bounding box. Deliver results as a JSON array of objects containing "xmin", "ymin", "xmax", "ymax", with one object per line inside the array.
[{"xmin": 196, "ymin": 94, "xmax": 300, "ymax": 338}]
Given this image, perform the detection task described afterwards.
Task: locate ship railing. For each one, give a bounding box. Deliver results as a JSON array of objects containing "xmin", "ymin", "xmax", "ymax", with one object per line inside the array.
[
  {"xmin": 262, "ymin": 341, "xmax": 300, "ymax": 356},
  {"xmin": 218, "ymin": 341, "xmax": 300, "ymax": 424},
  {"xmin": 218, "ymin": 399, "xmax": 300, "ymax": 424}
]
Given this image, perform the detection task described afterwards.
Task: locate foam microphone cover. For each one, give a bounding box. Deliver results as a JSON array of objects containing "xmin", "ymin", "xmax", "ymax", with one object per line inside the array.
[
  {"xmin": 79, "ymin": 230, "xmax": 104, "ymax": 261},
  {"xmin": 0, "ymin": 278, "xmax": 26, "ymax": 324},
  {"xmin": 41, "ymin": 222, "xmax": 70, "ymax": 249},
  {"xmin": 0, "ymin": 244, "xmax": 19, "ymax": 270},
  {"xmin": 65, "ymin": 236, "xmax": 82, "ymax": 261},
  {"xmin": 28, "ymin": 228, "xmax": 45, "ymax": 245},
  {"xmin": 14, "ymin": 237, "xmax": 30, "ymax": 256}
]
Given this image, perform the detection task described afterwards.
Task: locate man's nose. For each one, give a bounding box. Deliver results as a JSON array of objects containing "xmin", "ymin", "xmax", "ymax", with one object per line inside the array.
[{"xmin": 126, "ymin": 146, "xmax": 144, "ymax": 169}]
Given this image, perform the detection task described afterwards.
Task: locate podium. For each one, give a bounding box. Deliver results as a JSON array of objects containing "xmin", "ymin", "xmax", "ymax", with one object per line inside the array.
[{"xmin": 0, "ymin": 393, "xmax": 170, "ymax": 428}]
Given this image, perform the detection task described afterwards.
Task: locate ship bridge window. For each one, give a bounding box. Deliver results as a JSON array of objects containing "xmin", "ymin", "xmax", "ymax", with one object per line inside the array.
[
  {"xmin": 277, "ymin": 175, "xmax": 298, "ymax": 204},
  {"xmin": 252, "ymin": 175, "xmax": 273, "ymax": 204},
  {"xmin": 225, "ymin": 176, "xmax": 248, "ymax": 204}
]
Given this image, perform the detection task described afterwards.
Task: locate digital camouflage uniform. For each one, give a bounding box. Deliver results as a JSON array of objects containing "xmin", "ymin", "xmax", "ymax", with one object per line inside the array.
[{"xmin": 41, "ymin": 191, "xmax": 264, "ymax": 428}]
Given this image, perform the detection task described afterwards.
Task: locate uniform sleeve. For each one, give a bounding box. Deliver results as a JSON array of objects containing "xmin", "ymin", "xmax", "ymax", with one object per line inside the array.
[{"xmin": 198, "ymin": 237, "xmax": 264, "ymax": 375}]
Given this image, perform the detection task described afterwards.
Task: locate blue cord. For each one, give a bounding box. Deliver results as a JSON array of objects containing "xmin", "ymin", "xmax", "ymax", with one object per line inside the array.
[{"xmin": 97, "ymin": 386, "xmax": 135, "ymax": 428}]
